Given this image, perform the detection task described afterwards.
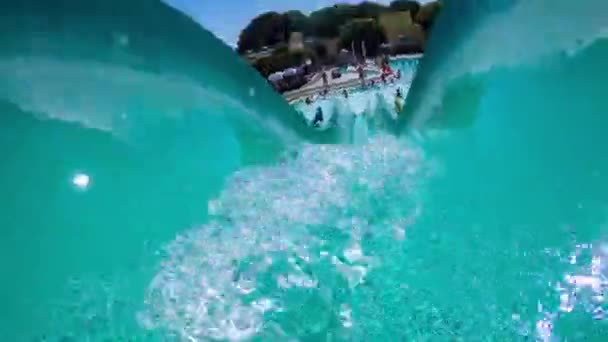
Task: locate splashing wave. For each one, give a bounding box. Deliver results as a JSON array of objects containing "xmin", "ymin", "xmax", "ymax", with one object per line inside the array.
[{"xmin": 138, "ymin": 135, "xmax": 434, "ymax": 340}]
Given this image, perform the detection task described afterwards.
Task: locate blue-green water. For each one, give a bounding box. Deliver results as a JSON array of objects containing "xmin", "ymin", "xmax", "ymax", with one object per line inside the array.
[{"xmin": 1, "ymin": 0, "xmax": 608, "ymax": 341}]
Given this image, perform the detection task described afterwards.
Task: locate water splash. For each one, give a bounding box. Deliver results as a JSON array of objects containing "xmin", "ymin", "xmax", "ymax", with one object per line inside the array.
[
  {"xmin": 139, "ymin": 135, "xmax": 433, "ymax": 340},
  {"xmin": 536, "ymin": 240, "xmax": 608, "ymax": 341}
]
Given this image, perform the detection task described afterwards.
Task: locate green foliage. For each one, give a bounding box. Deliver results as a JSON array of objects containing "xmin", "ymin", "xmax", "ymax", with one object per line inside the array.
[
  {"xmin": 389, "ymin": 0, "xmax": 421, "ymax": 19},
  {"xmin": 312, "ymin": 43, "xmax": 328, "ymax": 60},
  {"xmin": 339, "ymin": 19, "xmax": 387, "ymax": 57},
  {"xmin": 416, "ymin": 1, "xmax": 442, "ymax": 30},
  {"xmin": 308, "ymin": 6, "xmax": 351, "ymax": 38},
  {"xmin": 284, "ymin": 10, "xmax": 310, "ymax": 35},
  {"xmin": 354, "ymin": 1, "xmax": 391, "ymax": 18},
  {"xmin": 237, "ymin": 1, "xmax": 442, "ymax": 56},
  {"xmin": 308, "ymin": 2, "xmax": 390, "ymax": 38},
  {"xmin": 253, "ymin": 48, "xmax": 315, "ymax": 77},
  {"xmin": 237, "ymin": 12, "xmax": 289, "ymax": 54}
]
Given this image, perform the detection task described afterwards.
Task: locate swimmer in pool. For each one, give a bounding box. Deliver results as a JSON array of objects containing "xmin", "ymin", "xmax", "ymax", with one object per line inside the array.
[
  {"xmin": 394, "ymin": 88, "xmax": 404, "ymax": 113},
  {"xmin": 312, "ymin": 106, "xmax": 324, "ymax": 127}
]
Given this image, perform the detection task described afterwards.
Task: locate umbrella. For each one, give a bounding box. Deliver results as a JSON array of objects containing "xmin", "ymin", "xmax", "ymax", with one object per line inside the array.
[
  {"xmin": 283, "ymin": 68, "xmax": 298, "ymax": 77},
  {"xmin": 268, "ymin": 72, "xmax": 284, "ymax": 82}
]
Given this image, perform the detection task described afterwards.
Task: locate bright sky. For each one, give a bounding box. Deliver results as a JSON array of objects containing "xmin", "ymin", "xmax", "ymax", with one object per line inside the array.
[{"xmin": 166, "ymin": 0, "xmax": 431, "ymax": 48}]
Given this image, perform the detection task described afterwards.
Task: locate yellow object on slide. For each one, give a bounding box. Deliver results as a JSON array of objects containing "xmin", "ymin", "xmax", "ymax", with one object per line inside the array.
[{"xmin": 395, "ymin": 97, "xmax": 404, "ymax": 114}]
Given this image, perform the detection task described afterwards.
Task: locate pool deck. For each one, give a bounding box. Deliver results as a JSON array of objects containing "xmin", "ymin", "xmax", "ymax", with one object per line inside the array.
[
  {"xmin": 389, "ymin": 53, "xmax": 423, "ymax": 60},
  {"xmin": 284, "ymin": 54, "xmax": 422, "ymax": 103},
  {"xmin": 284, "ymin": 69, "xmax": 379, "ymax": 103}
]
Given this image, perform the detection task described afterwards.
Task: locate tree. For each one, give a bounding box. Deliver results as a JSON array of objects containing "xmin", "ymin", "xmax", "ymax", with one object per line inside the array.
[
  {"xmin": 253, "ymin": 48, "xmax": 315, "ymax": 78},
  {"xmin": 354, "ymin": 1, "xmax": 390, "ymax": 18},
  {"xmin": 308, "ymin": 2, "xmax": 390, "ymax": 39},
  {"xmin": 415, "ymin": 1, "xmax": 442, "ymax": 31},
  {"xmin": 339, "ymin": 19, "xmax": 387, "ymax": 58},
  {"xmin": 313, "ymin": 43, "xmax": 328, "ymax": 60},
  {"xmin": 237, "ymin": 12, "xmax": 290, "ymax": 54},
  {"xmin": 236, "ymin": 1, "xmax": 440, "ymax": 56},
  {"xmin": 284, "ymin": 10, "xmax": 310, "ymax": 35},
  {"xmin": 308, "ymin": 6, "xmax": 352, "ymax": 38},
  {"xmin": 389, "ymin": 0, "xmax": 421, "ymax": 19}
]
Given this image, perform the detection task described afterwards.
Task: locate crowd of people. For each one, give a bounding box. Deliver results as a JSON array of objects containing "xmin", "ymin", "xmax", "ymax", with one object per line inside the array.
[
  {"xmin": 301, "ymin": 58, "xmax": 406, "ymax": 128},
  {"xmin": 305, "ymin": 61, "xmax": 401, "ymax": 101}
]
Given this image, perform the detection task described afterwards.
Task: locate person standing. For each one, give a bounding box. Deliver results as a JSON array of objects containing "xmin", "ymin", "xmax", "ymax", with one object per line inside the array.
[{"xmin": 357, "ymin": 64, "xmax": 365, "ymax": 87}]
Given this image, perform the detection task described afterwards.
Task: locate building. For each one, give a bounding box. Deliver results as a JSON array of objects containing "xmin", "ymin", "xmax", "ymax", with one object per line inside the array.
[
  {"xmin": 379, "ymin": 11, "xmax": 413, "ymax": 44},
  {"xmin": 288, "ymin": 32, "xmax": 304, "ymax": 52},
  {"xmin": 378, "ymin": 11, "xmax": 426, "ymax": 52},
  {"xmin": 319, "ymin": 37, "xmax": 340, "ymax": 58},
  {"xmin": 304, "ymin": 36, "xmax": 341, "ymax": 64}
]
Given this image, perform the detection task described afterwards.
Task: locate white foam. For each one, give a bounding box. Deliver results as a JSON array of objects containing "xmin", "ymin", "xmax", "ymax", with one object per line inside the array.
[
  {"xmin": 538, "ymin": 239, "xmax": 608, "ymax": 340},
  {"xmin": 139, "ymin": 134, "xmax": 432, "ymax": 340}
]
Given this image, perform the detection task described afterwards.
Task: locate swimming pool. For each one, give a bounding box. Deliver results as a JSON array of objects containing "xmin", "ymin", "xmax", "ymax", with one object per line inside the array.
[{"xmin": 293, "ymin": 57, "xmax": 420, "ymax": 128}]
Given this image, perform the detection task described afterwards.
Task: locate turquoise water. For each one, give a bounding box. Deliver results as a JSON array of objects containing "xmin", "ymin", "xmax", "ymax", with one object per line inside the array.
[{"xmin": 2, "ymin": 0, "xmax": 608, "ymax": 341}]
